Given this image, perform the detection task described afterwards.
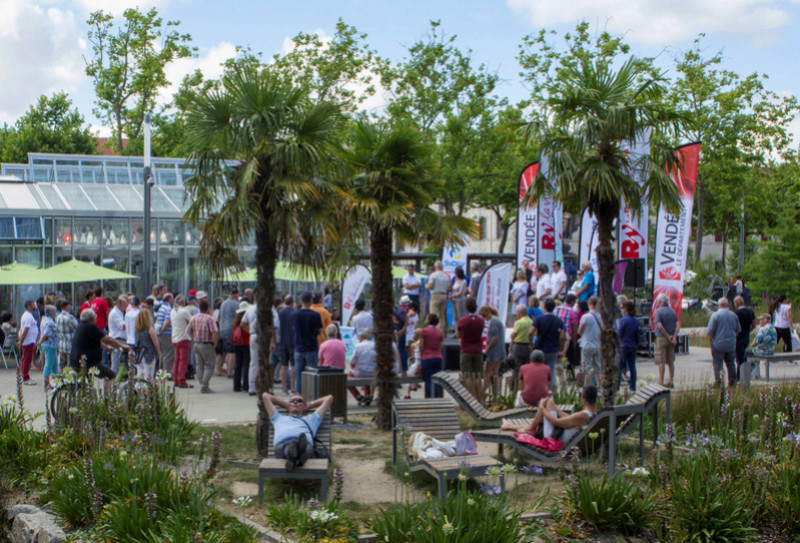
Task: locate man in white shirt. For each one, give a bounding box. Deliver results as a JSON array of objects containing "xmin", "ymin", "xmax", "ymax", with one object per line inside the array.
[
  {"xmin": 171, "ymin": 294, "xmax": 194, "ymax": 388},
  {"xmin": 124, "ymin": 296, "xmax": 141, "ymax": 349},
  {"xmin": 108, "ymin": 295, "xmax": 129, "ymax": 373},
  {"xmin": 535, "ymin": 264, "xmax": 552, "ymax": 300},
  {"xmin": 351, "ymin": 299, "xmax": 374, "ymax": 336},
  {"xmin": 550, "ymin": 261, "xmax": 568, "ymax": 300},
  {"xmin": 18, "ymin": 300, "xmax": 39, "ymax": 385},
  {"xmin": 242, "ymin": 301, "xmax": 261, "ymax": 395},
  {"xmin": 402, "ymin": 264, "xmax": 422, "ymax": 307}
]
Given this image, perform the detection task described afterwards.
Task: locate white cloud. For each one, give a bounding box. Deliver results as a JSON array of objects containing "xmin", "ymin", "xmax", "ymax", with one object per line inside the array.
[
  {"xmin": 0, "ymin": 1, "xmax": 87, "ymax": 124},
  {"xmin": 73, "ymin": 0, "xmax": 171, "ymax": 17},
  {"xmin": 159, "ymin": 41, "xmax": 238, "ymax": 105},
  {"xmin": 506, "ymin": 0, "xmax": 793, "ymax": 46}
]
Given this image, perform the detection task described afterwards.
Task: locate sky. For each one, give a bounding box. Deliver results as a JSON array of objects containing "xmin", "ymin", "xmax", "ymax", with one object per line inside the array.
[{"xmin": 2, "ymin": 0, "xmax": 800, "ymax": 141}]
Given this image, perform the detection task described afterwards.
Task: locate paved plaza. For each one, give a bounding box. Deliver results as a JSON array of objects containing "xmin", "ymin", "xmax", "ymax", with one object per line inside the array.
[{"xmin": 3, "ymin": 346, "xmax": 800, "ymax": 430}]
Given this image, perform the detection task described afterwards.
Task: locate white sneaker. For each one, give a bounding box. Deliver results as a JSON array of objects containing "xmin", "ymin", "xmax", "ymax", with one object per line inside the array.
[{"xmin": 23, "ymin": 379, "xmax": 37, "ymax": 386}]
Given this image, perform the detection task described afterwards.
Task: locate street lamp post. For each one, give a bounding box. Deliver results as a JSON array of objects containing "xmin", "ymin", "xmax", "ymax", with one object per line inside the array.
[{"xmin": 144, "ymin": 115, "xmax": 153, "ymax": 293}]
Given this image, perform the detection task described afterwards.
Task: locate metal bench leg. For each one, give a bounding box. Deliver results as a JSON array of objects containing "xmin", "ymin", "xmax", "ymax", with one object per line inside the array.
[
  {"xmin": 320, "ymin": 474, "xmax": 328, "ymax": 501},
  {"xmin": 766, "ymin": 360, "xmax": 770, "ymax": 382},
  {"xmin": 499, "ymin": 473, "xmax": 506, "ymax": 493},
  {"xmin": 438, "ymin": 475, "xmax": 447, "ymax": 503},
  {"xmin": 258, "ymin": 473, "xmax": 265, "ymax": 503},
  {"xmin": 638, "ymin": 414, "xmax": 644, "ymax": 466}
]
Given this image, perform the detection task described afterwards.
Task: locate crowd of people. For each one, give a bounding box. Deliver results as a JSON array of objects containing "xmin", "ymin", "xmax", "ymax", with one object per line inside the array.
[{"xmin": 2, "ymin": 257, "xmax": 788, "ymax": 408}]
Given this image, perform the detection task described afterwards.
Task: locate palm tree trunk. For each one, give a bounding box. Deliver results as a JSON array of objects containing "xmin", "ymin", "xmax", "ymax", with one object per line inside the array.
[
  {"xmin": 370, "ymin": 224, "xmax": 399, "ymax": 430},
  {"xmin": 694, "ymin": 175, "xmax": 704, "ymax": 265},
  {"xmin": 595, "ymin": 200, "xmax": 621, "ymax": 408},
  {"xmin": 254, "ymin": 214, "xmax": 276, "ymax": 457}
]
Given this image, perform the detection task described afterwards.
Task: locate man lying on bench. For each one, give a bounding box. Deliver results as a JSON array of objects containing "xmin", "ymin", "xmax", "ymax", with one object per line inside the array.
[
  {"xmin": 262, "ymin": 392, "xmax": 333, "ymax": 471},
  {"xmin": 500, "ymin": 385, "xmax": 597, "ymax": 445}
]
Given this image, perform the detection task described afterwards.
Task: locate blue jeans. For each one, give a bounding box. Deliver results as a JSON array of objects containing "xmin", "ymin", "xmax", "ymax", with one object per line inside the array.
[
  {"xmin": 619, "ymin": 346, "xmax": 637, "ymax": 391},
  {"xmin": 543, "ymin": 351, "xmax": 558, "ymax": 389},
  {"xmin": 421, "ymin": 357, "xmax": 443, "ymax": 398},
  {"xmin": 398, "ymin": 336, "xmax": 408, "ymax": 372},
  {"xmin": 294, "ymin": 351, "xmax": 318, "ymax": 394}
]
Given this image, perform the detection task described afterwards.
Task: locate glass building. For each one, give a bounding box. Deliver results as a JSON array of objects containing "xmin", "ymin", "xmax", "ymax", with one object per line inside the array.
[{"xmin": 0, "ymin": 152, "xmax": 245, "ymax": 312}]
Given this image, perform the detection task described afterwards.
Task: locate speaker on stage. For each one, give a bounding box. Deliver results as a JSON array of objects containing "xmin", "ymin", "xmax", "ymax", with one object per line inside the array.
[{"xmin": 622, "ymin": 258, "xmax": 646, "ymax": 288}]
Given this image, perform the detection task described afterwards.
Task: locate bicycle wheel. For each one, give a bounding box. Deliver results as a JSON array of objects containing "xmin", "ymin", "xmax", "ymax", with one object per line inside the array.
[{"xmin": 50, "ymin": 381, "xmax": 81, "ymax": 425}]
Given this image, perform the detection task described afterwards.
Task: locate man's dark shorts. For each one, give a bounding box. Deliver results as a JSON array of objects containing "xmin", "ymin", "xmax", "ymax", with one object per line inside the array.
[{"xmin": 216, "ymin": 337, "xmax": 235, "ymax": 355}]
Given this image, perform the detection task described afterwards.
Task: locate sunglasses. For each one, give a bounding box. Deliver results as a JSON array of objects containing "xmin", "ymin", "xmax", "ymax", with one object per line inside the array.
[{"xmin": 288, "ymin": 398, "xmax": 305, "ymax": 404}]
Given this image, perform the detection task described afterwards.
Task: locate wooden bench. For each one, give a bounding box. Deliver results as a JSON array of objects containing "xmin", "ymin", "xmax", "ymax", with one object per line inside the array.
[
  {"xmin": 391, "ymin": 398, "xmax": 505, "ymax": 502},
  {"xmin": 344, "ymin": 376, "xmax": 424, "ymax": 422},
  {"xmin": 257, "ymin": 411, "xmax": 332, "ymax": 503},
  {"xmin": 753, "ymin": 352, "xmax": 800, "ymax": 381}
]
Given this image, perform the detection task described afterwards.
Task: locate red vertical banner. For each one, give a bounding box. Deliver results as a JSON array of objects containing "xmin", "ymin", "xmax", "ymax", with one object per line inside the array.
[
  {"xmin": 651, "ymin": 143, "xmax": 702, "ymax": 327},
  {"xmin": 516, "ymin": 162, "xmax": 539, "ymax": 270}
]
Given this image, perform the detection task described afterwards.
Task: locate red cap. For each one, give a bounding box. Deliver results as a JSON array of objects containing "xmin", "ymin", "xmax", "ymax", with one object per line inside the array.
[{"xmin": 188, "ymin": 289, "xmax": 197, "ymax": 296}]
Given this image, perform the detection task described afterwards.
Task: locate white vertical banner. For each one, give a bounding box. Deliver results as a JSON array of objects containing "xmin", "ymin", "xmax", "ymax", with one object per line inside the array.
[
  {"xmin": 579, "ymin": 208, "xmax": 599, "ymax": 275},
  {"xmin": 537, "ymin": 193, "xmax": 563, "ymax": 269},
  {"xmin": 476, "ymin": 262, "xmax": 512, "ymax": 326},
  {"xmin": 516, "ymin": 163, "xmax": 539, "ymax": 270},
  {"xmin": 651, "ymin": 143, "xmax": 701, "ymax": 328},
  {"xmin": 618, "ymin": 129, "xmax": 652, "ymax": 275},
  {"xmin": 442, "ymin": 240, "xmax": 468, "ymax": 275},
  {"xmin": 341, "ymin": 264, "xmax": 371, "ymax": 327}
]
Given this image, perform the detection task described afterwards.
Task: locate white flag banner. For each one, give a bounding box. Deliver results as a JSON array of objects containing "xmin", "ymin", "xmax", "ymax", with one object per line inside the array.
[
  {"xmin": 442, "ymin": 241, "xmax": 468, "ymax": 275},
  {"xmin": 618, "ymin": 129, "xmax": 652, "ymax": 274},
  {"xmin": 516, "ymin": 162, "xmax": 539, "ymax": 270},
  {"xmin": 341, "ymin": 264, "xmax": 370, "ymax": 327},
  {"xmin": 476, "ymin": 262, "xmax": 512, "ymax": 326},
  {"xmin": 579, "ymin": 208, "xmax": 599, "ymax": 275}
]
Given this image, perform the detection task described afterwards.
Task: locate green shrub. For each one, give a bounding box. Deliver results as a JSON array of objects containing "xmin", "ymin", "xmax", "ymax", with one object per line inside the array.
[
  {"xmin": 566, "ymin": 471, "xmax": 655, "ymax": 535},
  {"xmin": 669, "ymin": 451, "xmax": 756, "ymax": 542},
  {"xmin": 268, "ymin": 496, "xmax": 359, "ymax": 543},
  {"xmin": 767, "ymin": 462, "xmax": 800, "ymax": 538},
  {"xmin": 370, "ymin": 486, "xmax": 522, "ymax": 543}
]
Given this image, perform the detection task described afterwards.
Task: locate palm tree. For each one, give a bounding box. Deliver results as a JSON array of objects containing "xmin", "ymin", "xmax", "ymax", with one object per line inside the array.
[
  {"xmin": 526, "ymin": 58, "xmax": 687, "ymax": 407},
  {"xmin": 339, "ymin": 120, "xmax": 478, "ymax": 429},
  {"xmin": 183, "ymin": 67, "xmax": 343, "ymax": 454}
]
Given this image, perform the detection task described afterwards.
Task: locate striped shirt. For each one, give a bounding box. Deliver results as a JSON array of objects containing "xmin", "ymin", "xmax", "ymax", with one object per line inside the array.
[
  {"xmin": 155, "ymin": 302, "xmax": 172, "ymax": 334},
  {"xmin": 56, "ymin": 311, "xmax": 77, "ymax": 355},
  {"xmin": 554, "ymin": 303, "xmax": 580, "ymax": 339},
  {"xmin": 189, "ymin": 313, "xmax": 217, "ymax": 344}
]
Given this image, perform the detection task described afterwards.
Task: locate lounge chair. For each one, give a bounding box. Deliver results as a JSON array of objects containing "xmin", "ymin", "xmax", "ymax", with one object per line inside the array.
[
  {"xmin": 392, "ymin": 398, "xmax": 505, "ymax": 502},
  {"xmin": 257, "ymin": 411, "xmax": 332, "ymax": 502},
  {"xmin": 472, "ymin": 388, "xmax": 671, "ymax": 476},
  {"xmin": 431, "ymin": 371, "xmax": 532, "ymax": 426}
]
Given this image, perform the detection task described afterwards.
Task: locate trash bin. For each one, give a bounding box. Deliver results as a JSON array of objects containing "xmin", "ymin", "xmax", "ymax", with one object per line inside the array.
[{"xmin": 301, "ymin": 366, "xmax": 347, "ymax": 421}]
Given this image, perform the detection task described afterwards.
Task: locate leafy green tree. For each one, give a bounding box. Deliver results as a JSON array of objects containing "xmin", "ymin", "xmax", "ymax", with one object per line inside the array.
[
  {"xmin": 669, "ymin": 37, "xmax": 799, "ymax": 267},
  {"xmin": 526, "ymin": 57, "xmax": 685, "ymax": 407},
  {"xmin": 0, "ymin": 92, "xmax": 95, "ymax": 163},
  {"xmin": 85, "ymin": 7, "xmax": 195, "ymax": 153},
  {"xmin": 339, "ymin": 119, "xmax": 478, "ymax": 429},
  {"xmin": 271, "ymin": 19, "xmax": 387, "ymax": 112},
  {"xmin": 384, "ymin": 21, "xmax": 501, "ymax": 216},
  {"xmin": 183, "ymin": 67, "xmax": 343, "ymax": 453}
]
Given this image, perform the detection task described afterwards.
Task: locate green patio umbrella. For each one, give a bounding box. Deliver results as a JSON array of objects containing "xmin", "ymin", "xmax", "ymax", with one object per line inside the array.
[
  {"xmin": 392, "ymin": 265, "xmax": 427, "ymax": 279},
  {"xmin": 227, "ymin": 262, "xmax": 327, "ymax": 283},
  {"xmin": 43, "ymin": 259, "xmax": 137, "ymax": 282},
  {"xmin": 0, "ymin": 263, "xmax": 51, "ymax": 285}
]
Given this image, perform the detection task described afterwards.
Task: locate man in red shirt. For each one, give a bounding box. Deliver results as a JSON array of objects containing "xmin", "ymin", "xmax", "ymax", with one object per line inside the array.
[
  {"xmin": 456, "ymin": 297, "xmax": 485, "ymax": 402},
  {"xmin": 518, "ymin": 350, "xmax": 551, "ymax": 407},
  {"xmin": 90, "ymin": 287, "xmax": 110, "ymax": 331}
]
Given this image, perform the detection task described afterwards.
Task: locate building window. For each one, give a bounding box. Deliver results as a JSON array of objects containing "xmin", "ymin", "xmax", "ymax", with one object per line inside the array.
[
  {"xmin": 478, "ymin": 217, "xmax": 486, "ymax": 240},
  {"xmin": 496, "ymin": 215, "xmax": 503, "ymax": 240}
]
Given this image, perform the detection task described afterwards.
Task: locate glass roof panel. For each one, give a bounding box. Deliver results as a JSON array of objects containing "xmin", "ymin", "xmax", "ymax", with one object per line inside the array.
[
  {"xmin": 109, "ymin": 185, "xmax": 143, "ymax": 212},
  {"xmin": 27, "ymin": 185, "xmax": 48, "ymax": 209},
  {"xmin": 151, "ymin": 187, "xmax": 180, "ymax": 213},
  {"xmin": 0, "ymin": 184, "xmax": 39, "ymax": 209},
  {"xmin": 55, "ymin": 184, "xmax": 95, "ymax": 211},
  {"xmin": 160, "ymin": 187, "xmax": 186, "ymax": 210},
  {"xmin": 36, "ymin": 184, "xmax": 67, "ymax": 210},
  {"xmin": 81, "ymin": 185, "xmax": 125, "ymax": 212},
  {"xmin": 106, "ymin": 165, "xmax": 131, "ymax": 184}
]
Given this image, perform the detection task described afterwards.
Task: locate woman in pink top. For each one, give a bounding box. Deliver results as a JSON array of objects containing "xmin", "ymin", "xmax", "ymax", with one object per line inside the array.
[
  {"xmin": 318, "ymin": 324, "xmax": 346, "ymax": 370},
  {"xmin": 418, "ymin": 313, "xmax": 444, "ymax": 397}
]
